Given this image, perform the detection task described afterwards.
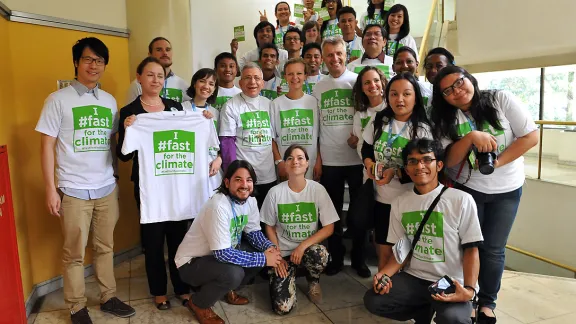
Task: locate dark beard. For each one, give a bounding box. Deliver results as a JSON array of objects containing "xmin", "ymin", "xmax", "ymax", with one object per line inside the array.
[{"xmin": 228, "ymin": 191, "xmax": 250, "ymax": 205}]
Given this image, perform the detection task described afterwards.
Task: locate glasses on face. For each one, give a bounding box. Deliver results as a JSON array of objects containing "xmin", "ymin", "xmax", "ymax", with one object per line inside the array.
[
  {"xmin": 406, "ymin": 156, "xmax": 436, "ymax": 166},
  {"xmin": 242, "ymin": 76, "xmax": 262, "ymax": 82},
  {"xmin": 365, "ymin": 31, "xmax": 383, "ymax": 38},
  {"xmin": 285, "ymin": 36, "xmax": 300, "ymax": 42},
  {"xmin": 80, "ymin": 56, "xmax": 105, "ymax": 66},
  {"xmin": 442, "ymin": 76, "xmax": 466, "ymax": 97}
]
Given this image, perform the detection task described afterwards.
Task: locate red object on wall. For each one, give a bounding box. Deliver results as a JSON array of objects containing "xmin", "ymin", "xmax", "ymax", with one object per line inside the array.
[{"xmin": 0, "ymin": 146, "xmax": 27, "ymax": 324}]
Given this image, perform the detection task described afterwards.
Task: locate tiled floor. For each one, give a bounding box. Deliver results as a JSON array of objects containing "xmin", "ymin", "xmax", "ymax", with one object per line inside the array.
[{"xmin": 28, "ymin": 255, "xmax": 576, "ymax": 324}]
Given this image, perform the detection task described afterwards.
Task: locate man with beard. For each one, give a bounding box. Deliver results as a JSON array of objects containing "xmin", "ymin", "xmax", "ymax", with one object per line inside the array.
[
  {"xmin": 176, "ymin": 160, "xmax": 283, "ymax": 324},
  {"xmin": 126, "ymin": 37, "xmax": 190, "ymax": 104}
]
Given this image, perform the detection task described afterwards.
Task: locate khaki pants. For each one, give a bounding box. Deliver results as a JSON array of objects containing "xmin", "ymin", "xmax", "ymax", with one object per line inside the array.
[{"xmin": 60, "ymin": 186, "xmax": 119, "ymax": 312}]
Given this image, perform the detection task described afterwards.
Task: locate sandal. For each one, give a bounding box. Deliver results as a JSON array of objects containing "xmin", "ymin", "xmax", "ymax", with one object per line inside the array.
[
  {"xmin": 477, "ymin": 311, "xmax": 497, "ymax": 324},
  {"xmin": 155, "ymin": 300, "xmax": 171, "ymax": 310}
]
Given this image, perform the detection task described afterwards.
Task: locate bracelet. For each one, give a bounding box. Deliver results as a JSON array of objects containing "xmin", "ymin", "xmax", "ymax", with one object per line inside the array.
[{"xmin": 463, "ymin": 285, "xmax": 477, "ymax": 300}]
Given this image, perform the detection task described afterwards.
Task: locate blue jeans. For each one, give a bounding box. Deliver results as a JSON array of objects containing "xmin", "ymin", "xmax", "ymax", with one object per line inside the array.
[{"xmin": 455, "ymin": 184, "xmax": 523, "ymax": 310}]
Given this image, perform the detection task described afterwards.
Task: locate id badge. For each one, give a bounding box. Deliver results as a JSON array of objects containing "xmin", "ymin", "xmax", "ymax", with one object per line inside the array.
[
  {"xmin": 468, "ymin": 150, "xmax": 477, "ymax": 170},
  {"xmin": 383, "ymin": 146, "xmax": 393, "ymax": 158}
]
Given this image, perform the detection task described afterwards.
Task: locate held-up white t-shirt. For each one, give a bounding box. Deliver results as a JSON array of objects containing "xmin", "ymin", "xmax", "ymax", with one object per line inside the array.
[
  {"xmin": 121, "ymin": 111, "xmax": 220, "ymax": 223},
  {"xmin": 363, "ymin": 118, "xmax": 432, "ymax": 203},
  {"xmin": 386, "ymin": 34, "xmax": 419, "ymax": 61},
  {"xmin": 313, "ymin": 69, "xmax": 361, "ymax": 166},
  {"xmin": 353, "ymin": 101, "xmax": 385, "ymax": 159},
  {"xmin": 347, "ymin": 55, "xmax": 394, "ymax": 80},
  {"xmin": 175, "ymin": 193, "xmax": 262, "ymax": 268},
  {"xmin": 387, "ymin": 184, "xmax": 484, "ymax": 285},
  {"xmin": 261, "ymin": 180, "xmax": 339, "ymax": 257},
  {"xmin": 219, "ymin": 93, "xmax": 277, "ymax": 184},
  {"xmin": 442, "ymin": 91, "xmax": 537, "ymax": 194},
  {"xmin": 214, "ymin": 86, "xmax": 242, "ymax": 112},
  {"xmin": 125, "ymin": 74, "xmax": 190, "ymax": 105},
  {"xmin": 270, "ymin": 94, "xmax": 319, "ymax": 179},
  {"xmin": 35, "ymin": 86, "xmax": 118, "ymax": 189}
]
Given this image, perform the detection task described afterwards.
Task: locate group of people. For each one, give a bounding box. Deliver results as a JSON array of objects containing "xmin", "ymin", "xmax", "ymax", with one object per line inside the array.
[{"xmin": 36, "ymin": 1, "xmax": 539, "ymax": 324}]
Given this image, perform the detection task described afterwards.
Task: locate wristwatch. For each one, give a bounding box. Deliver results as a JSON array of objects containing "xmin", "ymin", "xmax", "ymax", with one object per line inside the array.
[{"xmin": 274, "ymin": 159, "xmax": 283, "ymax": 166}]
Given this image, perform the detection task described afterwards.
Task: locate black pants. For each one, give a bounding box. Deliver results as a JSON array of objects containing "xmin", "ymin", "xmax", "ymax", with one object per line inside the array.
[
  {"xmin": 255, "ymin": 181, "xmax": 276, "ymax": 209},
  {"xmin": 374, "ymin": 202, "xmax": 393, "ymax": 245},
  {"xmin": 141, "ymin": 220, "xmax": 191, "ymax": 296},
  {"xmin": 320, "ymin": 165, "xmax": 366, "ymax": 265}
]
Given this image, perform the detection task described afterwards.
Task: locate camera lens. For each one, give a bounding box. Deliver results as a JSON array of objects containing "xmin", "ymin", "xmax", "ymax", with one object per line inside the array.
[{"xmin": 477, "ymin": 152, "xmax": 495, "ymax": 175}]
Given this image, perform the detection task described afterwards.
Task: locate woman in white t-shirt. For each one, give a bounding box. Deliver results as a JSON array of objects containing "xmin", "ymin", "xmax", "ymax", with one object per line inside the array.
[
  {"xmin": 351, "ymin": 66, "xmax": 388, "ymax": 161},
  {"xmin": 356, "ymin": 0, "xmax": 391, "ymax": 36},
  {"xmin": 360, "ymin": 72, "xmax": 433, "ymax": 272},
  {"xmin": 261, "ymin": 145, "xmax": 339, "ymax": 315},
  {"xmin": 430, "ymin": 66, "xmax": 538, "ymax": 322},
  {"xmin": 269, "ymin": 2, "xmax": 299, "ymax": 50},
  {"xmin": 320, "ymin": 0, "xmax": 343, "ymax": 39},
  {"xmin": 383, "ymin": 4, "xmax": 418, "ymax": 60}
]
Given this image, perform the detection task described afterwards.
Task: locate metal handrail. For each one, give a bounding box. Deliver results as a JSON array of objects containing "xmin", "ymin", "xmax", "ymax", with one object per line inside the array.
[
  {"xmin": 534, "ymin": 120, "xmax": 576, "ymax": 179},
  {"xmin": 506, "ymin": 245, "xmax": 576, "ymax": 278}
]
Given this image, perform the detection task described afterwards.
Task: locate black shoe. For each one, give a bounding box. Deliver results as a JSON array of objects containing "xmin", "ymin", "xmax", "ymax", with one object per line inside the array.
[
  {"xmin": 71, "ymin": 307, "xmax": 93, "ymax": 324},
  {"xmin": 325, "ymin": 261, "xmax": 343, "ymax": 276},
  {"xmin": 477, "ymin": 312, "xmax": 497, "ymax": 324},
  {"xmin": 100, "ymin": 297, "xmax": 136, "ymax": 318},
  {"xmin": 351, "ymin": 263, "xmax": 371, "ymax": 278}
]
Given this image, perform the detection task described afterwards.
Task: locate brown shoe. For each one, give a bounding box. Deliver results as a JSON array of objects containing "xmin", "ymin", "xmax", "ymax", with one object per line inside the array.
[
  {"xmin": 225, "ymin": 290, "xmax": 249, "ymax": 305},
  {"xmin": 186, "ymin": 300, "xmax": 224, "ymax": 324}
]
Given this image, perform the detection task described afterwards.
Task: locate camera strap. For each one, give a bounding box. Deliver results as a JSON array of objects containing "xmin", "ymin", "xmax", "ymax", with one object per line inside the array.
[{"xmin": 405, "ymin": 186, "xmax": 449, "ymax": 267}]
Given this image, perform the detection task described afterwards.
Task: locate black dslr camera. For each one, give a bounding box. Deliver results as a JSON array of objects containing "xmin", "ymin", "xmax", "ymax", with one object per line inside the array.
[{"xmin": 473, "ymin": 147, "xmax": 497, "ymax": 175}]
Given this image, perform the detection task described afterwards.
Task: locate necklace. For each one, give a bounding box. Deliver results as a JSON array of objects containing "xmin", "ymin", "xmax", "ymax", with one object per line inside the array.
[{"xmin": 140, "ymin": 97, "xmax": 162, "ymax": 106}]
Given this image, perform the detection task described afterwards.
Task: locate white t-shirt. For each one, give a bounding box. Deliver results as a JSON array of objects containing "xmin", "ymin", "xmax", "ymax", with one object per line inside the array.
[
  {"xmin": 313, "ymin": 69, "xmax": 360, "ymax": 166},
  {"xmin": 214, "ymin": 86, "xmax": 242, "ymax": 111},
  {"xmin": 353, "ymin": 101, "xmax": 385, "ymax": 159},
  {"xmin": 359, "ymin": 9, "xmax": 386, "ymax": 31},
  {"xmin": 175, "ymin": 193, "xmax": 262, "ymax": 268},
  {"xmin": 125, "ymin": 74, "xmax": 190, "ymax": 105},
  {"xmin": 418, "ymin": 80, "xmax": 433, "ymax": 109},
  {"xmin": 121, "ymin": 111, "xmax": 220, "ymax": 223},
  {"xmin": 347, "ymin": 54, "xmax": 394, "ymax": 80},
  {"xmin": 35, "ymin": 86, "xmax": 118, "ymax": 189},
  {"xmin": 304, "ymin": 74, "xmax": 324, "ymax": 95},
  {"xmin": 261, "ymin": 180, "xmax": 339, "ymax": 257},
  {"xmin": 442, "ymin": 91, "xmax": 537, "ymax": 194},
  {"xmin": 322, "ymin": 19, "xmax": 342, "ymax": 39},
  {"xmin": 261, "ymin": 75, "xmax": 283, "ymax": 101},
  {"xmin": 386, "ymin": 34, "xmax": 419, "ymax": 61},
  {"xmin": 219, "ymin": 93, "xmax": 277, "ymax": 184},
  {"xmin": 345, "ymin": 35, "xmax": 365, "ymax": 64},
  {"xmin": 270, "ymin": 94, "xmax": 319, "ymax": 179},
  {"xmin": 239, "ymin": 47, "xmax": 289, "ymax": 72},
  {"xmin": 363, "ymin": 118, "xmax": 432, "ymax": 204},
  {"xmin": 387, "ymin": 184, "xmax": 484, "ymax": 285}
]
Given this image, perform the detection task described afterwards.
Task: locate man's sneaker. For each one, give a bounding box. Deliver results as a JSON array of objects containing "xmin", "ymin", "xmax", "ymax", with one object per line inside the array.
[
  {"xmin": 71, "ymin": 307, "xmax": 93, "ymax": 324},
  {"xmin": 100, "ymin": 297, "xmax": 136, "ymax": 318},
  {"xmin": 307, "ymin": 281, "xmax": 323, "ymax": 304}
]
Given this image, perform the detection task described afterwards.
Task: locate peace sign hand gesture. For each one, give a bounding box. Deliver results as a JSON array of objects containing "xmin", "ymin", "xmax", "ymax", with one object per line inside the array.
[{"xmin": 259, "ymin": 10, "xmax": 268, "ymax": 22}]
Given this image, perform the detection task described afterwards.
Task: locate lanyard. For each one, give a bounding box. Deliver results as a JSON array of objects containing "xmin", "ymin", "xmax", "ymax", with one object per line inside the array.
[
  {"xmin": 347, "ymin": 35, "xmax": 357, "ymax": 62},
  {"xmin": 191, "ymin": 102, "xmax": 197, "ymax": 111},
  {"xmin": 386, "ymin": 119, "xmax": 409, "ymax": 148},
  {"xmin": 162, "ymin": 78, "xmax": 168, "ymax": 99},
  {"xmin": 304, "ymin": 75, "xmax": 322, "ymax": 94},
  {"xmin": 228, "ymin": 197, "xmax": 243, "ymax": 249},
  {"xmin": 464, "ymin": 112, "xmax": 476, "ymax": 131},
  {"xmin": 278, "ymin": 25, "xmax": 286, "ymax": 38}
]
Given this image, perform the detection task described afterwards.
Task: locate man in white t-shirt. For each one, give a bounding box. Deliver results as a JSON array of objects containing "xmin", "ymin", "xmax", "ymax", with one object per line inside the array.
[
  {"xmin": 347, "ymin": 24, "xmax": 393, "ymax": 80},
  {"xmin": 219, "ymin": 63, "xmax": 277, "ymax": 208},
  {"xmin": 338, "ymin": 6, "xmax": 364, "ymax": 64},
  {"xmin": 213, "ymin": 52, "xmax": 242, "ymax": 112},
  {"xmin": 36, "ymin": 37, "xmax": 135, "ymax": 324},
  {"xmin": 364, "ymin": 139, "xmax": 483, "ymax": 324},
  {"xmin": 259, "ymin": 43, "xmax": 282, "ymax": 101},
  {"xmin": 312, "ymin": 36, "xmax": 369, "ymax": 278},
  {"xmin": 232, "ymin": 21, "xmax": 289, "ymax": 73},
  {"xmin": 301, "ymin": 43, "xmax": 324, "ymax": 95},
  {"xmin": 175, "ymin": 160, "xmax": 283, "ymax": 324},
  {"xmin": 125, "ymin": 37, "xmax": 190, "ymax": 104}
]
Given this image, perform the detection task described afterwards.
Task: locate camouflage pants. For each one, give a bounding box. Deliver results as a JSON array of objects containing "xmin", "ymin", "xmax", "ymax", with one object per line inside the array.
[{"xmin": 268, "ymin": 244, "xmax": 329, "ymax": 315}]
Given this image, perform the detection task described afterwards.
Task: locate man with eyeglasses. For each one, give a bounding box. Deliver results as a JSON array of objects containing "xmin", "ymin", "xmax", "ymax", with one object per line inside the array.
[
  {"xmin": 347, "ymin": 24, "xmax": 393, "ymax": 80},
  {"xmin": 126, "ymin": 37, "xmax": 190, "ymax": 104},
  {"xmin": 36, "ymin": 37, "xmax": 135, "ymax": 324},
  {"xmin": 219, "ymin": 63, "xmax": 277, "ymax": 208},
  {"xmin": 364, "ymin": 138, "xmax": 483, "ymax": 324}
]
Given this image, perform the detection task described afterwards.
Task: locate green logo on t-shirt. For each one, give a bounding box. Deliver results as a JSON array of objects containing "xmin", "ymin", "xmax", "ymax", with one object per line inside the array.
[
  {"xmin": 153, "ymin": 130, "xmax": 195, "ymax": 176},
  {"xmin": 360, "ymin": 116, "xmax": 371, "ymax": 130},
  {"xmin": 278, "ymin": 109, "xmax": 315, "ymax": 146},
  {"xmin": 364, "ymin": 15, "xmax": 385, "ymax": 26},
  {"xmin": 72, "ymin": 105, "xmax": 113, "ymax": 152},
  {"xmin": 230, "ymin": 213, "xmax": 248, "ymax": 248},
  {"xmin": 374, "ymin": 128, "xmax": 409, "ymax": 168},
  {"xmin": 162, "ymin": 88, "xmax": 183, "ymax": 102},
  {"xmin": 322, "ymin": 24, "xmax": 342, "ymax": 38},
  {"xmin": 386, "ymin": 41, "xmax": 404, "ymax": 57},
  {"xmin": 320, "ymin": 89, "xmax": 353, "ymax": 126},
  {"xmin": 260, "ymin": 89, "xmax": 279, "ymax": 100},
  {"xmin": 354, "ymin": 65, "xmax": 391, "ymax": 79},
  {"xmin": 239, "ymin": 111, "xmax": 272, "ymax": 147},
  {"xmin": 456, "ymin": 120, "xmax": 506, "ymax": 153},
  {"xmin": 278, "ymin": 202, "xmax": 318, "ymax": 242},
  {"xmin": 401, "ymin": 210, "xmax": 445, "ymax": 263},
  {"xmin": 214, "ymin": 96, "xmax": 233, "ymax": 111}
]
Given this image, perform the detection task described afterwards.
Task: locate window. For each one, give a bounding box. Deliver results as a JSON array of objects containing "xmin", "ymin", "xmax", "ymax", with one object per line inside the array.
[{"xmin": 543, "ymin": 64, "xmax": 576, "ymax": 122}]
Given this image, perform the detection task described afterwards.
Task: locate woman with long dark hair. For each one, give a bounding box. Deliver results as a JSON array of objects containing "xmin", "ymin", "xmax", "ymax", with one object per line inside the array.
[
  {"xmin": 361, "ymin": 72, "xmax": 433, "ymax": 275},
  {"xmin": 431, "ymin": 65, "xmax": 538, "ymax": 323},
  {"xmin": 383, "ymin": 4, "xmax": 418, "ymax": 60},
  {"xmin": 357, "ymin": 0, "xmax": 390, "ymax": 36}
]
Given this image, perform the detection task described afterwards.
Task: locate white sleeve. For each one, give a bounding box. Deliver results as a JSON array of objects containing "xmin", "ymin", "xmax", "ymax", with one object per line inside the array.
[
  {"xmin": 239, "ymin": 52, "xmax": 250, "ymax": 71},
  {"xmin": 120, "ymin": 122, "xmax": 140, "ymax": 155},
  {"xmin": 457, "ymin": 193, "xmax": 484, "ymax": 245},
  {"xmin": 498, "ymin": 91, "xmax": 538, "ymax": 138},
  {"xmin": 35, "ymin": 95, "xmax": 62, "ymax": 138},
  {"xmin": 359, "ymin": 12, "xmax": 367, "ymax": 30},
  {"xmin": 218, "ymin": 100, "xmax": 238, "ymax": 136},
  {"xmin": 260, "ymin": 188, "xmax": 277, "ymax": 227},
  {"xmin": 440, "ymin": 135, "xmax": 453, "ymax": 149},
  {"xmin": 125, "ymin": 80, "xmax": 142, "ymax": 106},
  {"xmin": 362, "ymin": 118, "xmax": 376, "ymax": 145},
  {"xmin": 244, "ymin": 198, "xmax": 263, "ymax": 233},
  {"xmin": 386, "ymin": 197, "xmax": 405, "ymax": 244},
  {"xmin": 203, "ymin": 204, "xmax": 233, "ymax": 250},
  {"xmin": 269, "ymin": 99, "xmax": 280, "ymax": 139},
  {"xmin": 402, "ymin": 35, "xmax": 419, "ymax": 61},
  {"xmin": 316, "ymin": 185, "xmax": 340, "ymax": 226}
]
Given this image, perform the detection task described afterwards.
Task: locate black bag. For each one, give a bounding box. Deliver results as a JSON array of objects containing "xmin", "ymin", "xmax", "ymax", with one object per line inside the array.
[{"xmin": 348, "ymin": 179, "xmax": 376, "ymax": 230}]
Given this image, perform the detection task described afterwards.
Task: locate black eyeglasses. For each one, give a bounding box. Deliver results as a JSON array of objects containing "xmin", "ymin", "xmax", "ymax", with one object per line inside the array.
[
  {"xmin": 80, "ymin": 56, "xmax": 105, "ymax": 66},
  {"xmin": 441, "ymin": 76, "xmax": 465, "ymax": 97},
  {"xmin": 406, "ymin": 157, "xmax": 437, "ymax": 166}
]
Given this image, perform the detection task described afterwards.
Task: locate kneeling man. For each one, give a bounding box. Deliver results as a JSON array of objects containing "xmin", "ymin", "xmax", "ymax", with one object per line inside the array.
[{"xmin": 176, "ymin": 160, "xmax": 283, "ymax": 324}]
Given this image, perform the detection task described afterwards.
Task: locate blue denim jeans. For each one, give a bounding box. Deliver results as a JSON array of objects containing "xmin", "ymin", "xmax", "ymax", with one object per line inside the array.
[{"xmin": 455, "ymin": 184, "xmax": 523, "ymax": 310}]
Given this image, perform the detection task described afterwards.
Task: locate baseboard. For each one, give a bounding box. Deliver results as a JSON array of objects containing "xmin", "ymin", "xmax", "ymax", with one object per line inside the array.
[{"xmin": 25, "ymin": 245, "xmax": 141, "ymax": 317}]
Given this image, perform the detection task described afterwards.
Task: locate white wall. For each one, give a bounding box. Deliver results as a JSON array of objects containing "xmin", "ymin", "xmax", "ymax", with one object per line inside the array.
[{"xmin": 456, "ymin": 0, "xmax": 576, "ymax": 65}]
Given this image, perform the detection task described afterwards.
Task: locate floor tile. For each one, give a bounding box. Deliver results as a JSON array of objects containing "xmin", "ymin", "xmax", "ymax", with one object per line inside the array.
[
  {"xmin": 342, "ymin": 264, "xmax": 378, "ymax": 290},
  {"xmin": 296, "ymin": 271, "xmax": 367, "ymax": 312},
  {"xmin": 501, "ymin": 270, "xmax": 521, "ymax": 279},
  {"xmin": 524, "ymin": 274, "xmax": 576, "ymax": 296},
  {"xmin": 219, "ymin": 282, "xmax": 320, "ymax": 324},
  {"xmin": 325, "ymin": 305, "xmax": 411, "ymax": 323},
  {"xmin": 27, "ymin": 313, "xmax": 37, "ymax": 324},
  {"xmin": 128, "ymin": 297, "xmax": 228, "ymax": 323},
  {"xmin": 265, "ymin": 312, "xmax": 332, "ymax": 324},
  {"xmin": 532, "ymin": 312, "xmax": 576, "ymax": 323},
  {"xmin": 34, "ymin": 305, "xmax": 129, "ymax": 324},
  {"xmin": 38, "ymin": 278, "xmax": 129, "ymax": 312},
  {"xmin": 493, "ymin": 310, "xmax": 524, "ymax": 324},
  {"xmin": 496, "ymin": 275, "xmax": 576, "ymax": 323},
  {"xmin": 129, "ymin": 276, "xmax": 175, "ymax": 301}
]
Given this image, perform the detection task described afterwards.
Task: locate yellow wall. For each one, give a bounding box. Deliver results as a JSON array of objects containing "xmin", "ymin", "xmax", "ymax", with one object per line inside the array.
[{"xmin": 1, "ymin": 19, "xmax": 141, "ymax": 300}]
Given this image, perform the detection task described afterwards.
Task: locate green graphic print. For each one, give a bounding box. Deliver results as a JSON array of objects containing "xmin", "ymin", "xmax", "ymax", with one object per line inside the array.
[
  {"xmin": 456, "ymin": 119, "xmax": 506, "ymax": 153},
  {"xmin": 278, "ymin": 202, "xmax": 318, "ymax": 242},
  {"xmin": 373, "ymin": 127, "xmax": 409, "ymax": 168},
  {"xmin": 320, "ymin": 89, "xmax": 353, "ymax": 126},
  {"xmin": 239, "ymin": 111, "xmax": 272, "ymax": 147},
  {"xmin": 72, "ymin": 105, "xmax": 113, "ymax": 152},
  {"xmin": 401, "ymin": 210, "xmax": 445, "ymax": 263},
  {"xmin": 353, "ymin": 64, "xmax": 391, "ymax": 79},
  {"xmin": 153, "ymin": 130, "xmax": 195, "ymax": 176},
  {"xmin": 230, "ymin": 213, "xmax": 248, "ymax": 248},
  {"xmin": 214, "ymin": 96, "xmax": 233, "ymax": 111},
  {"xmin": 162, "ymin": 88, "xmax": 183, "ymax": 102}
]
